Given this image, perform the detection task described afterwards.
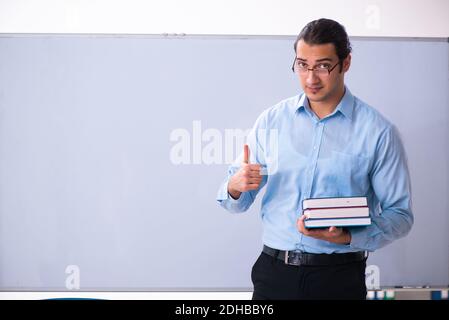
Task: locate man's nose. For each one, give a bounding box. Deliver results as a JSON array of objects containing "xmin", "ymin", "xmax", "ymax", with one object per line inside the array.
[{"xmin": 305, "ymin": 70, "xmax": 320, "ymax": 85}]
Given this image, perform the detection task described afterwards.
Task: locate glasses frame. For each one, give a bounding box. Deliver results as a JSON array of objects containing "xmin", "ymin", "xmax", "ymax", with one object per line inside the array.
[{"xmin": 291, "ymin": 58, "xmax": 340, "ymax": 75}]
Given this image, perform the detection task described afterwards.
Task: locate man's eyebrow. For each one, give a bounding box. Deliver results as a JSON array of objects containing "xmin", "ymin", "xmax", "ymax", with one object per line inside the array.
[
  {"xmin": 296, "ymin": 57, "xmax": 334, "ymax": 63},
  {"xmin": 316, "ymin": 58, "xmax": 333, "ymax": 62}
]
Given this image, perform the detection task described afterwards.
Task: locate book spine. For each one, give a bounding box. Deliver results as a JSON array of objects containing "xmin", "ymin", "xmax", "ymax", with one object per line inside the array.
[
  {"xmin": 303, "ymin": 199, "xmax": 368, "ymax": 210},
  {"xmin": 304, "ymin": 205, "xmax": 368, "ymax": 211},
  {"xmin": 305, "ymin": 216, "xmax": 371, "ymax": 221}
]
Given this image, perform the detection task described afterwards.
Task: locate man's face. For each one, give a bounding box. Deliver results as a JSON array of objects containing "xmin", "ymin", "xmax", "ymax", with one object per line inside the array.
[{"xmin": 295, "ymin": 40, "xmax": 350, "ymax": 104}]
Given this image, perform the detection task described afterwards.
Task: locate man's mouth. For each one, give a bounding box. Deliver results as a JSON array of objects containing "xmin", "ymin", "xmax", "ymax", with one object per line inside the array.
[{"xmin": 307, "ymin": 86, "xmax": 323, "ymax": 93}]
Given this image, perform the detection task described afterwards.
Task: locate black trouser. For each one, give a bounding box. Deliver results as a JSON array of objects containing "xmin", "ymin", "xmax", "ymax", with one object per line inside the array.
[{"xmin": 251, "ymin": 251, "xmax": 367, "ymax": 300}]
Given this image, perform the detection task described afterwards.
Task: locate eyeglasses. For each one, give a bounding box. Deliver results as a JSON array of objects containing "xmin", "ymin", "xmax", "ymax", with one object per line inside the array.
[{"xmin": 291, "ymin": 58, "xmax": 340, "ymax": 76}]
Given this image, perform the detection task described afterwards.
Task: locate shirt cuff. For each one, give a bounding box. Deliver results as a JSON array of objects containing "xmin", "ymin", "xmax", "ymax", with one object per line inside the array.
[
  {"xmin": 349, "ymin": 227, "xmax": 368, "ymax": 250},
  {"xmin": 349, "ymin": 224, "xmax": 383, "ymax": 252},
  {"xmin": 216, "ymin": 179, "xmax": 249, "ymax": 210},
  {"xmin": 216, "ymin": 180, "xmax": 242, "ymax": 202}
]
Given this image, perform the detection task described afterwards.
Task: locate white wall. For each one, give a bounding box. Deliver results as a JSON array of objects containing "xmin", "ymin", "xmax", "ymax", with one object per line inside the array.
[{"xmin": 0, "ymin": 0, "xmax": 448, "ymax": 37}]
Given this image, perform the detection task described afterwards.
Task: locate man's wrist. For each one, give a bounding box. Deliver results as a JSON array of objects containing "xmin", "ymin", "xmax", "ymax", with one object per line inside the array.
[{"xmin": 227, "ymin": 183, "xmax": 242, "ymax": 200}]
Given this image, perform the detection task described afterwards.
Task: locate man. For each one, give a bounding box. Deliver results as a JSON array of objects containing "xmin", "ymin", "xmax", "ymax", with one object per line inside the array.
[{"xmin": 216, "ymin": 18, "xmax": 413, "ymax": 300}]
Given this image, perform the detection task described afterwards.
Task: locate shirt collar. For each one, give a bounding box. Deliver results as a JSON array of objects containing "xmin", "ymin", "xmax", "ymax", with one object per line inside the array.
[
  {"xmin": 294, "ymin": 86, "xmax": 355, "ymax": 121},
  {"xmin": 295, "ymin": 94, "xmax": 314, "ymax": 118}
]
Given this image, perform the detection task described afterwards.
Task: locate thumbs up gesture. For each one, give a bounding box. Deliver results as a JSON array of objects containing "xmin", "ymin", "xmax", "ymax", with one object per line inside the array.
[{"xmin": 227, "ymin": 144, "xmax": 263, "ymax": 200}]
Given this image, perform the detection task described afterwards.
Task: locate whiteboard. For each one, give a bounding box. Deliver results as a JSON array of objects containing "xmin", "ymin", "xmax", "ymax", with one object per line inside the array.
[{"xmin": 0, "ymin": 35, "xmax": 448, "ymax": 290}]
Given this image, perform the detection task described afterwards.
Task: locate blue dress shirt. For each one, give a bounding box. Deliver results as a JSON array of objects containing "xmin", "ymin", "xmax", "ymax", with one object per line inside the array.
[{"xmin": 216, "ymin": 87, "xmax": 413, "ymax": 253}]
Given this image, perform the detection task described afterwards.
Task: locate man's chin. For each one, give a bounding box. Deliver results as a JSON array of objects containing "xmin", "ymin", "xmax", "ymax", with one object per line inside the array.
[
  {"xmin": 306, "ymin": 93, "xmax": 326, "ymax": 102},
  {"xmin": 305, "ymin": 87, "xmax": 326, "ymax": 99}
]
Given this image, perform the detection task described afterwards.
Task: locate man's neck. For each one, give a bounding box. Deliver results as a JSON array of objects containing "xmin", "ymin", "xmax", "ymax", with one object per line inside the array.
[{"xmin": 309, "ymin": 86, "xmax": 346, "ymax": 120}]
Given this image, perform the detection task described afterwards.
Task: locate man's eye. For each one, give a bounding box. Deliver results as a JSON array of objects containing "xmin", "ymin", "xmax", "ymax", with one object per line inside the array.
[
  {"xmin": 317, "ymin": 64, "xmax": 330, "ymax": 69},
  {"xmin": 298, "ymin": 62, "xmax": 308, "ymax": 68}
]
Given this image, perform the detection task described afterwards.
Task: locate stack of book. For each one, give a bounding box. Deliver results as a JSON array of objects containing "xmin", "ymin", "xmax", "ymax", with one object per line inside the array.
[{"xmin": 303, "ymin": 196, "xmax": 371, "ymax": 229}]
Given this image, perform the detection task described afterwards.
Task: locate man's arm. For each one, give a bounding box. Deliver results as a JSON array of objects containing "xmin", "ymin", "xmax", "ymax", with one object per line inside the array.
[
  {"xmin": 349, "ymin": 125, "xmax": 414, "ymax": 251},
  {"xmin": 296, "ymin": 125, "xmax": 413, "ymax": 250},
  {"xmin": 227, "ymin": 144, "xmax": 263, "ymax": 200},
  {"xmin": 216, "ymin": 112, "xmax": 269, "ymax": 213}
]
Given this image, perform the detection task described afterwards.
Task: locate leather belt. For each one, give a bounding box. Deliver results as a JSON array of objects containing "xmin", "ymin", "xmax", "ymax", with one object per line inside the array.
[{"xmin": 262, "ymin": 245, "xmax": 367, "ymax": 266}]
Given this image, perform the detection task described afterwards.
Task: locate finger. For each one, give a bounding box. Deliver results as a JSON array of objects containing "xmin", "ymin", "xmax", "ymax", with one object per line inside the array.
[
  {"xmin": 241, "ymin": 169, "xmax": 261, "ymax": 178},
  {"xmin": 242, "ymin": 163, "xmax": 261, "ymax": 172},
  {"xmin": 245, "ymin": 183, "xmax": 260, "ymax": 190},
  {"xmin": 246, "ymin": 164, "xmax": 261, "ymax": 171},
  {"xmin": 242, "ymin": 167, "xmax": 262, "ymax": 178},
  {"xmin": 298, "ymin": 216, "xmax": 326, "ymax": 238},
  {"xmin": 246, "ymin": 172, "xmax": 262, "ymax": 179},
  {"xmin": 243, "ymin": 144, "xmax": 250, "ymax": 164},
  {"xmin": 246, "ymin": 177, "xmax": 262, "ymax": 184},
  {"xmin": 297, "ymin": 216, "xmax": 308, "ymax": 234},
  {"xmin": 307, "ymin": 229, "xmax": 325, "ymax": 239},
  {"xmin": 329, "ymin": 226, "xmax": 343, "ymax": 235},
  {"xmin": 305, "ymin": 226, "xmax": 327, "ymax": 237}
]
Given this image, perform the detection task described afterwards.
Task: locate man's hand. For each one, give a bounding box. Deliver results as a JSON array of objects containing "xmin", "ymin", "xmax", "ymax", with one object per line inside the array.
[
  {"xmin": 227, "ymin": 144, "xmax": 263, "ymax": 200},
  {"xmin": 297, "ymin": 215, "xmax": 352, "ymax": 245}
]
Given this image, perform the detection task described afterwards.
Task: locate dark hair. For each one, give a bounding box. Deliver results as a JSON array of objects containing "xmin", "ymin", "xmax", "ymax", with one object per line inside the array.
[{"xmin": 294, "ymin": 18, "xmax": 352, "ymax": 72}]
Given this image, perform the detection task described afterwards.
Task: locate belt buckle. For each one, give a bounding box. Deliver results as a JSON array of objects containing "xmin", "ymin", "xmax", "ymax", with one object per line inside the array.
[{"xmin": 284, "ymin": 251, "xmax": 301, "ymax": 266}]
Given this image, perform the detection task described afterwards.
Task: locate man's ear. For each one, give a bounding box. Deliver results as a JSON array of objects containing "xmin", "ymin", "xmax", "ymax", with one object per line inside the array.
[{"xmin": 343, "ymin": 54, "xmax": 351, "ymax": 72}]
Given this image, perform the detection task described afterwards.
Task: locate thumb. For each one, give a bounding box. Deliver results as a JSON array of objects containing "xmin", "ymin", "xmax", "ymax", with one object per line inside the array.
[{"xmin": 243, "ymin": 144, "xmax": 250, "ymax": 164}]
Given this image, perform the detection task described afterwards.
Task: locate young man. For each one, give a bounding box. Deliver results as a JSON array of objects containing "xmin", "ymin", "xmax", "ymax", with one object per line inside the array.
[{"xmin": 216, "ymin": 18, "xmax": 413, "ymax": 300}]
